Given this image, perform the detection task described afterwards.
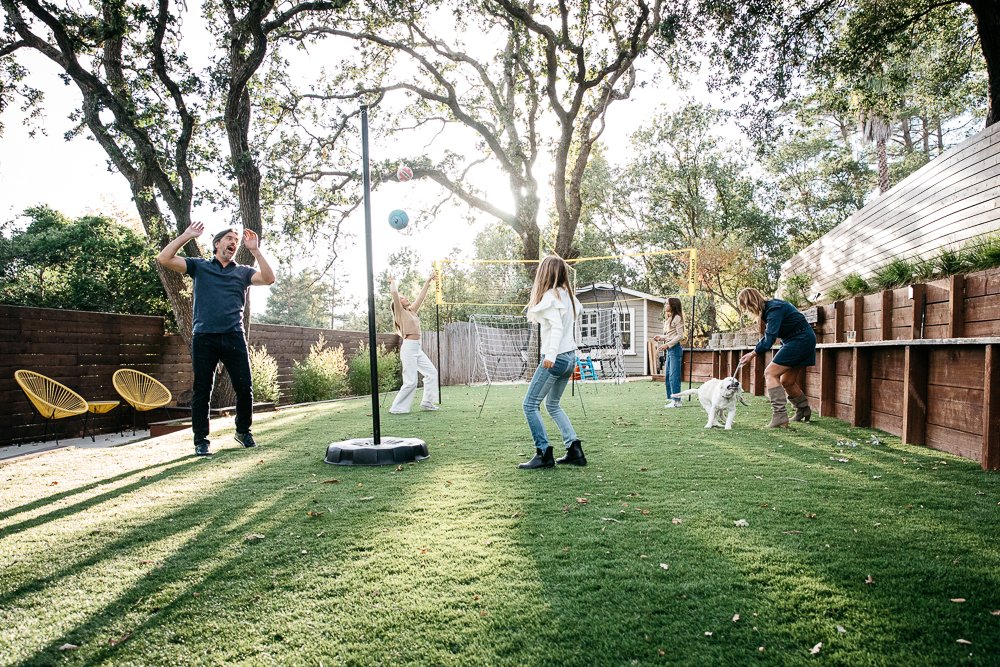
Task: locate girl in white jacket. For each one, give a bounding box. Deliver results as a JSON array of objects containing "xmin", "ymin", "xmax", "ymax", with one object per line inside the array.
[{"xmin": 518, "ymin": 255, "xmax": 586, "ymax": 469}]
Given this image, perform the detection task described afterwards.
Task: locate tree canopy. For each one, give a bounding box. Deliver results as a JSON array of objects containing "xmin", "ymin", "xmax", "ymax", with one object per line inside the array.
[{"xmin": 0, "ymin": 206, "xmax": 173, "ymax": 321}]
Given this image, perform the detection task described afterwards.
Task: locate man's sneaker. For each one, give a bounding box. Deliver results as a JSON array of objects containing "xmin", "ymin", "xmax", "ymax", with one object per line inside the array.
[
  {"xmin": 234, "ymin": 431, "xmax": 257, "ymax": 448},
  {"xmin": 421, "ymin": 403, "xmax": 439, "ymax": 411},
  {"xmin": 194, "ymin": 440, "xmax": 211, "ymax": 457},
  {"xmin": 389, "ymin": 409, "xmax": 409, "ymax": 415}
]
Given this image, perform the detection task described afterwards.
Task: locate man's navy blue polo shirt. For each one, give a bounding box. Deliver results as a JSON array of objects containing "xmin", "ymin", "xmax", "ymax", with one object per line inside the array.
[{"xmin": 184, "ymin": 257, "xmax": 257, "ymax": 334}]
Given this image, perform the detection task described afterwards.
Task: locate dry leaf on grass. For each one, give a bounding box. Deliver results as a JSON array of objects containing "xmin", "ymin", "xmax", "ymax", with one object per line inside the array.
[
  {"xmin": 704, "ymin": 632, "xmax": 713, "ymax": 637},
  {"xmin": 950, "ymin": 598, "xmax": 966, "ymax": 603},
  {"xmin": 732, "ymin": 614, "xmax": 740, "ymax": 622},
  {"xmin": 576, "ymin": 498, "xmax": 589, "ymax": 504},
  {"xmin": 659, "ymin": 563, "xmax": 670, "ymax": 571},
  {"xmin": 865, "ymin": 575, "xmax": 875, "ymax": 585},
  {"xmin": 108, "ymin": 633, "xmax": 130, "ymax": 647},
  {"xmin": 810, "ymin": 642, "xmax": 822, "ymax": 655},
  {"xmin": 245, "ymin": 533, "xmax": 265, "ymax": 542},
  {"xmin": 991, "ymin": 610, "xmax": 1000, "ymax": 616},
  {"xmin": 306, "ymin": 510, "xmax": 325, "ymax": 518},
  {"xmin": 321, "ymin": 479, "xmax": 340, "ymax": 484},
  {"xmin": 671, "ymin": 518, "xmax": 683, "ymax": 525},
  {"xmin": 734, "ymin": 519, "xmax": 749, "ymax": 528},
  {"xmin": 59, "ymin": 644, "xmax": 79, "ymax": 651},
  {"xmin": 956, "ymin": 639, "xmax": 972, "ymax": 645},
  {"xmin": 836, "ymin": 625, "xmax": 847, "ymax": 634}
]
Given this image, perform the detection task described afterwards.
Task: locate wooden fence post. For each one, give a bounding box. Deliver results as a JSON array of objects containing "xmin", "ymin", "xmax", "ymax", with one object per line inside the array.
[
  {"xmin": 948, "ymin": 274, "xmax": 965, "ymax": 339},
  {"xmin": 902, "ymin": 345, "xmax": 929, "ymax": 446},
  {"xmin": 910, "ymin": 284, "xmax": 926, "ymax": 340},
  {"xmin": 984, "ymin": 345, "xmax": 1000, "ymax": 470},
  {"xmin": 819, "ymin": 348, "xmax": 836, "ymax": 417},
  {"xmin": 834, "ymin": 300, "xmax": 845, "ymax": 343},
  {"xmin": 753, "ymin": 353, "xmax": 765, "ymax": 396},
  {"xmin": 880, "ymin": 290, "xmax": 893, "ymax": 341},
  {"xmin": 850, "ymin": 348, "xmax": 871, "ymax": 427},
  {"xmin": 852, "ymin": 296, "xmax": 865, "ymax": 342}
]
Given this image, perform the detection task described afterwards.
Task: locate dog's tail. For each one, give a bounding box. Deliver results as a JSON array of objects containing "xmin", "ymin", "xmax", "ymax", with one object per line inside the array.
[{"xmin": 670, "ymin": 389, "xmax": 699, "ymax": 399}]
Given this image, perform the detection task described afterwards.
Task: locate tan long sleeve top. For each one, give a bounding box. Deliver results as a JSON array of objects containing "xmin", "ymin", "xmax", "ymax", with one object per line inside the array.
[
  {"xmin": 661, "ymin": 314, "xmax": 685, "ymax": 349},
  {"xmin": 390, "ymin": 277, "xmax": 433, "ymax": 338}
]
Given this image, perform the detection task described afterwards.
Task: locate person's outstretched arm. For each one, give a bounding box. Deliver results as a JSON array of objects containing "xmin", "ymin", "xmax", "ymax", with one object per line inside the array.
[
  {"xmin": 244, "ymin": 230, "xmax": 276, "ymax": 285},
  {"xmin": 410, "ymin": 271, "xmax": 436, "ymax": 313},
  {"xmin": 389, "ymin": 276, "xmax": 403, "ymax": 313},
  {"xmin": 157, "ymin": 222, "xmax": 203, "ymax": 274}
]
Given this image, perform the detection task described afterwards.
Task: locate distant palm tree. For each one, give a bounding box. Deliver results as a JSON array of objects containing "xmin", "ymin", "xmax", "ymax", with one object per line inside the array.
[{"xmin": 860, "ymin": 113, "xmax": 892, "ymax": 194}]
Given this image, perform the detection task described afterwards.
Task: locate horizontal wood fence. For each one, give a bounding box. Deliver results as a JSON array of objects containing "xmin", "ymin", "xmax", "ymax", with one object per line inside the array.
[
  {"xmin": 1, "ymin": 305, "xmax": 398, "ymax": 446},
  {"xmin": 807, "ymin": 267, "xmax": 1000, "ymax": 343},
  {"xmin": 782, "ymin": 120, "xmax": 1000, "ymax": 297}
]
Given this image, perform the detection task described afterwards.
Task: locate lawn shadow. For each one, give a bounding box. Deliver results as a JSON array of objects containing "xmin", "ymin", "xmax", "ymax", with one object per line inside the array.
[
  {"xmin": 0, "ymin": 456, "xmax": 208, "ymax": 540},
  {"xmin": 0, "ymin": 456, "xmax": 193, "ymax": 525}
]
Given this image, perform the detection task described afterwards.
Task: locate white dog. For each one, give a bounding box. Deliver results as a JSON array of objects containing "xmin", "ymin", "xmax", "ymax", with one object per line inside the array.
[{"xmin": 672, "ymin": 377, "xmax": 749, "ymax": 430}]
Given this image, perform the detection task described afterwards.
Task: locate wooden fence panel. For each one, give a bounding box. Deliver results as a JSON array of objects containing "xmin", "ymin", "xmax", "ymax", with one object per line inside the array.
[{"xmin": 0, "ymin": 305, "xmax": 401, "ymax": 446}]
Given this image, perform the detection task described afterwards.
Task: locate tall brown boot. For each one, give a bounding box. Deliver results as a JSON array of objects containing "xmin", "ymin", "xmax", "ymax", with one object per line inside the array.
[
  {"xmin": 789, "ymin": 394, "xmax": 812, "ymax": 422},
  {"xmin": 766, "ymin": 386, "xmax": 790, "ymax": 428}
]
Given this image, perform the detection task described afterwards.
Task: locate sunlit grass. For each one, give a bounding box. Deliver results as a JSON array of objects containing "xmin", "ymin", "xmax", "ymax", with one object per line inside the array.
[{"xmin": 1, "ymin": 382, "xmax": 998, "ymax": 666}]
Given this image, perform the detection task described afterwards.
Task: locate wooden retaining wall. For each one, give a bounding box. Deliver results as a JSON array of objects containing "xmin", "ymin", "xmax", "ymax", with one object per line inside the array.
[
  {"xmin": 0, "ymin": 306, "xmax": 399, "ymax": 446},
  {"xmin": 782, "ymin": 121, "xmax": 1000, "ymax": 297}
]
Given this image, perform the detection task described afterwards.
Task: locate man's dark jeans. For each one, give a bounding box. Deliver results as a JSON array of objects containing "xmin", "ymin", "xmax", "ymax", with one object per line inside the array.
[{"xmin": 191, "ymin": 332, "xmax": 253, "ymax": 442}]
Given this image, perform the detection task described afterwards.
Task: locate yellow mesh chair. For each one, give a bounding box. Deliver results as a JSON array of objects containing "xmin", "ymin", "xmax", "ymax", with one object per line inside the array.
[
  {"xmin": 113, "ymin": 369, "xmax": 173, "ymax": 433},
  {"xmin": 14, "ymin": 370, "xmax": 89, "ymax": 445}
]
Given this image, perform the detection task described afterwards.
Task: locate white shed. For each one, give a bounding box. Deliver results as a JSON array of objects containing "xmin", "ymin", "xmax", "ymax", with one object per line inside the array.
[{"xmin": 575, "ymin": 283, "xmax": 667, "ymax": 376}]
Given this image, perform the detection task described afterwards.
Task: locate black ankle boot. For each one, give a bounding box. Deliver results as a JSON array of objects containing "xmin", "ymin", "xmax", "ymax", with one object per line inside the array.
[
  {"xmin": 518, "ymin": 447, "xmax": 555, "ymax": 469},
  {"xmin": 556, "ymin": 440, "xmax": 587, "ymax": 466}
]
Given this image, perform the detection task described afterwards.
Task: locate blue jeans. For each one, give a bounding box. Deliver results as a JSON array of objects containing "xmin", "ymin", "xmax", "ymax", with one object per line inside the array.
[
  {"xmin": 665, "ymin": 344, "xmax": 683, "ymax": 401},
  {"xmin": 191, "ymin": 332, "xmax": 253, "ymax": 443},
  {"xmin": 522, "ymin": 351, "xmax": 578, "ymax": 452}
]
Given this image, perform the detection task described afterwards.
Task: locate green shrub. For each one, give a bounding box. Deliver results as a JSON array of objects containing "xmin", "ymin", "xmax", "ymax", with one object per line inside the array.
[
  {"xmin": 839, "ymin": 272, "xmax": 871, "ymax": 297},
  {"xmin": 249, "ymin": 345, "xmax": 281, "ymax": 404},
  {"xmin": 965, "ymin": 234, "xmax": 1000, "ymax": 272},
  {"xmin": 348, "ymin": 343, "xmax": 403, "ymax": 395},
  {"xmin": 826, "ymin": 285, "xmax": 847, "ymax": 302},
  {"xmin": 935, "ymin": 248, "xmax": 970, "ymax": 277},
  {"xmin": 782, "ymin": 273, "xmax": 814, "ymax": 308},
  {"xmin": 871, "ymin": 258, "xmax": 915, "ymax": 290},
  {"xmin": 292, "ymin": 335, "xmax": 349, "ymax": 403}
]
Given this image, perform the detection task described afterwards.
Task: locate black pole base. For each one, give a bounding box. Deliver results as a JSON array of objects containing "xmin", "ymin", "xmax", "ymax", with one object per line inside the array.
[{"xmin": 324, "ymin": 436, "xmax": 429, "ymax": 466}]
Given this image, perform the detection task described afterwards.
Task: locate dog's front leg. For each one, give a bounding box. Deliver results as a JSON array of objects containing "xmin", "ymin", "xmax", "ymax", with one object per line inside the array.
[{"xmin": 724, "ymin": 407, "xmax": 735, "ymax": 430}]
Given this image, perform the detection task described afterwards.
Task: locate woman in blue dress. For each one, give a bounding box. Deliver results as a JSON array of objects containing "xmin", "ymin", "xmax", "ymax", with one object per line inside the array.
[{"xmin": 737, "ymin": 288, "xmax": 817, "ymax": 428}]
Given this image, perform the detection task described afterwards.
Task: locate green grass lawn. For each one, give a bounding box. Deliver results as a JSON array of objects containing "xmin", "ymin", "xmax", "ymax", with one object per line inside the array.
[{"xmin": 1, "ymin": 381, "xmax": 998, "ymax": 666}]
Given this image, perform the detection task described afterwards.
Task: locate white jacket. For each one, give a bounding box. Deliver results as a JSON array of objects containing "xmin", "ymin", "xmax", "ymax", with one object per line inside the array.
[{"xmin": 527, "ymin": 287, "xmax": 581, "ymax": 363}]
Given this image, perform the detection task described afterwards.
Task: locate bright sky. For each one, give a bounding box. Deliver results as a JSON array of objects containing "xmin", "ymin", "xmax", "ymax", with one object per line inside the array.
[{"xmin": 0, "ymin": 11, "xmax": 710, "ymax": 317}]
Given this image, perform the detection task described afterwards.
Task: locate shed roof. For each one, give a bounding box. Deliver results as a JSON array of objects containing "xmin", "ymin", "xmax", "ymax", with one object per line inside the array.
[{"xmin": 575, "ymin": 283, "xmax": 666, "ymax": 304}]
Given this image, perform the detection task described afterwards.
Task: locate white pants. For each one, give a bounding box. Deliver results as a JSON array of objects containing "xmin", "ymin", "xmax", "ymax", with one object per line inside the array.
[{"xmin": 390, "ymin": 339, "xmax": 439, "ymax": 412}]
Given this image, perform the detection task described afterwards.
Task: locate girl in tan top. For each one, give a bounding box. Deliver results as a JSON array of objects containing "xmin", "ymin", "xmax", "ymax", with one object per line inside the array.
[
  {"xmin": 654, "ymin": 297, "xmax": 685, "ymax": 408},
  {"xmin": 388, "ymin": 273, "xmax": 439, "ymax": 413}
]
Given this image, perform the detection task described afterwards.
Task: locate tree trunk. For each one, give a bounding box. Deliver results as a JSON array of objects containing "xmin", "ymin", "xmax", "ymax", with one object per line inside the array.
[
  {"xmin": 901, "ymin": 115, "xmax": 914, "ymax": 152},
  {"xmin": 921, "ymin": 116, "xmax": 931, "ymax": 157},
  {"xmin": 936, "ymin": 116, "xmax": 944, "ymax": 154},
  {"xmin": 877, "ymin": 137, "xmax": 889, "ymax": 194},
  {"xmin": 970, "ymin": 0, "xmax": 1000, "ymax": 126}
]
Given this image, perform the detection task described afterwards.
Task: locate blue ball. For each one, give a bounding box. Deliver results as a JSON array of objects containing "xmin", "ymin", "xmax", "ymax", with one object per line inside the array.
[{"xmin": 388, "ymin": 209, "xmax": 409, "ymax": 230}]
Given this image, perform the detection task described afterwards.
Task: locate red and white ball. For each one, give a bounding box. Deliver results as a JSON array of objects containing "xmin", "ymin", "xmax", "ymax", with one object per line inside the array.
[{"xmin": 396, "ymin": 164, "xmax": 413, "ymax": 182}]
